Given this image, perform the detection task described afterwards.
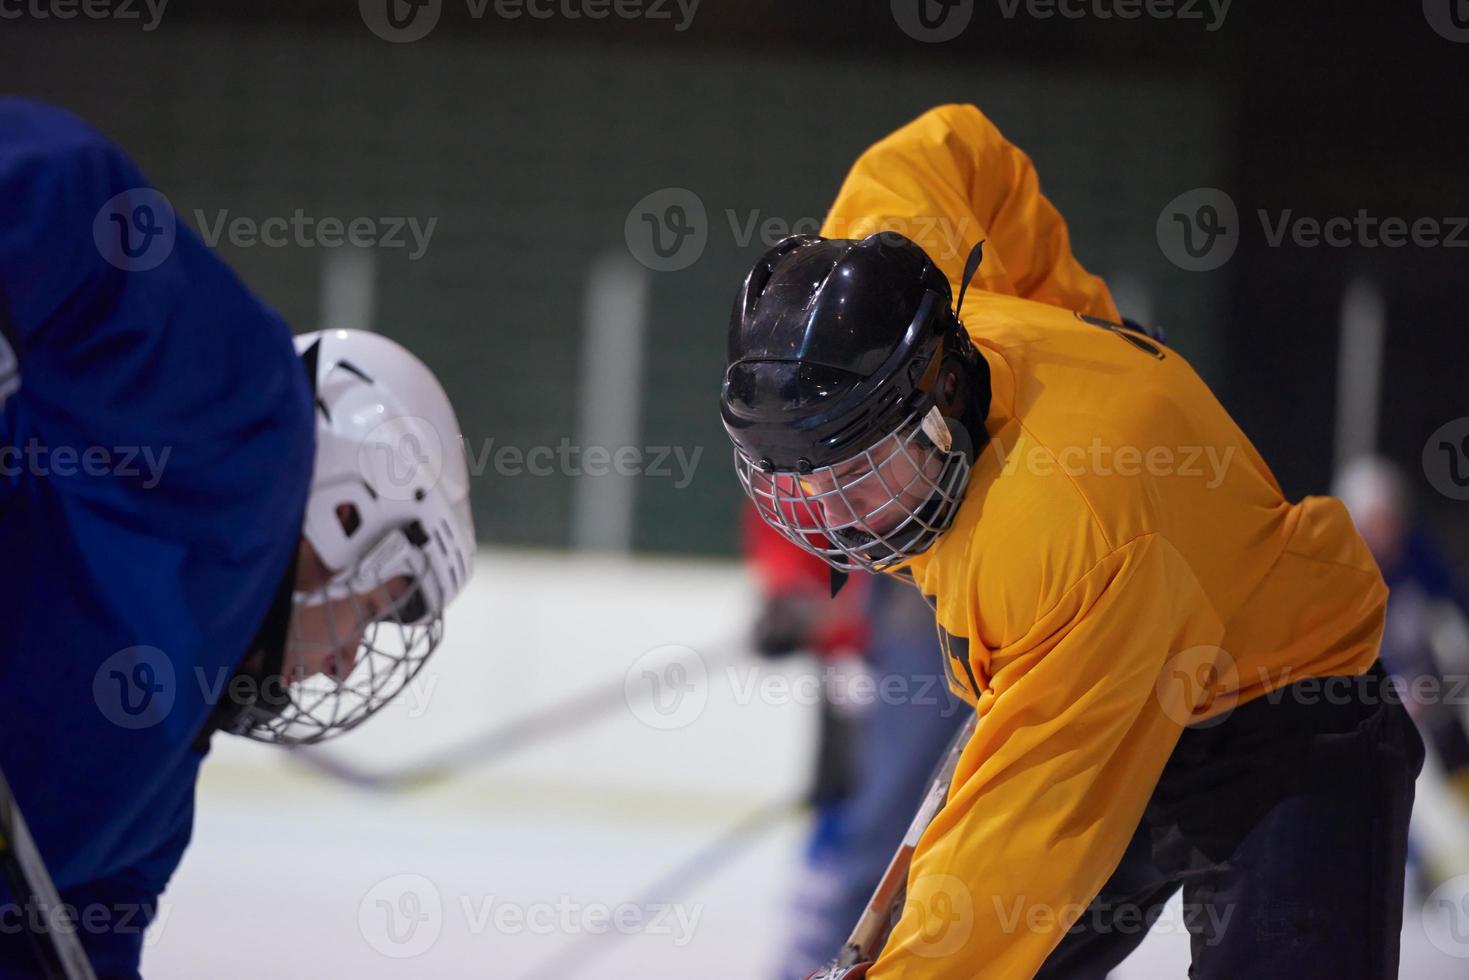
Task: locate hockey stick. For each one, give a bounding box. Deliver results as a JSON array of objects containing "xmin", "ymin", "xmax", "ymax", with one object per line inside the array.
[
  {"xmin": 0, "ymin": 765, "xmax": 99, "ymax": 980},
  {"xmin": 288, "ymin": 637, "xmax": 751, "ymax": 792},
  {"xmin": 827, "ymin": 711, "xmax": 977, "ymax": 972},
  {"xmin": 515, "ymin": 796, "xmax": 804, "ymax": 980},
  {"xmin": 513, "ymin": 707, "xmax": 976, "ymax": 979}
]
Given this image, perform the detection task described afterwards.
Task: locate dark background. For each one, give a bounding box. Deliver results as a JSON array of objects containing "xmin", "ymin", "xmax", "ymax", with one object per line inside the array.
[{"xmin": 2, "ymin": 0, "xmax": 1464, "ymax": 558}]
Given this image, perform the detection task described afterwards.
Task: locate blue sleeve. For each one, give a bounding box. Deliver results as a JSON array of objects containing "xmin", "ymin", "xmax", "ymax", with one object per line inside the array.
[{"xmin": 0, "ymin": 97, "xmax": 313, "ymax": 918}]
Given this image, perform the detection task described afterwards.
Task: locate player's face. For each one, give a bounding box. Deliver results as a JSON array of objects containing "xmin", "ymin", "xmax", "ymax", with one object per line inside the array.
[
  {"xmin": 800, "ymin": 430, "xmax": 944, "ymax": 537},
  {"xmin": 286, "ymin": 541, "xmax": 415, "ymax": 682}
]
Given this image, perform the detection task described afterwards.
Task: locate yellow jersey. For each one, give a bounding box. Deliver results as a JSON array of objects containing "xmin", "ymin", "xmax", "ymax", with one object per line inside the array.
[{"xmin": 821, "ymin": 104, "xmax": 1386, "ymax": 979}]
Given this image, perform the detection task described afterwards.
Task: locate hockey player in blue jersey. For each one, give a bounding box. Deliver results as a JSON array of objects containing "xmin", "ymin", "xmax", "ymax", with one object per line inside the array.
[{"xmin": 0, "ymin": 99, "xmax": 476, "ymax": 977}]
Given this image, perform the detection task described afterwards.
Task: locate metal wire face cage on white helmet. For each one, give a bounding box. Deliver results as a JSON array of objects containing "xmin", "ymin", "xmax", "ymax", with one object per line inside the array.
[
  {"xmin": 234, "ymin": 329, "xmax": 474, "ymax": 745},
  {"xmin": 271, "ymin": 521, "xmax": 445, "ymax": 743},
  {"xmin": 735, "ymin": 405, "xmax": 972, "ymax": 573}
]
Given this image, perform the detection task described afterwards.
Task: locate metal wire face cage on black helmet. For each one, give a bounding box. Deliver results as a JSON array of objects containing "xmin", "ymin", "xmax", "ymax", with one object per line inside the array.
[
  {"xmin": 721, "ymin": 233, "xmax": 990, "ymax": 575},
  {"xmin": 735, "ymin": 404, "xmax": 972, "ymax": 573}
]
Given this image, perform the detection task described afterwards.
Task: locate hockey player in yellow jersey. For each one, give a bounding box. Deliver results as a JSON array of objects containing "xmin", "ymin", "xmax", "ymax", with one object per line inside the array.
[{"xmin": 721, "ymin": 104, "xmax": 1424, "ymax": 979}]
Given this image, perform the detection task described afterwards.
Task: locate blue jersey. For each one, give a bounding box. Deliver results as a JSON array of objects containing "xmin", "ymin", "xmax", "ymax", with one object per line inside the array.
[{"xmin": 0, "ymin": 100, "xmax": 313, "ymax": 977}]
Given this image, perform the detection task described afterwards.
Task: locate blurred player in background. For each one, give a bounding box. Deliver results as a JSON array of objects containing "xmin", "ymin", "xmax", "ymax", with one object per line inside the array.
[
  {"xmin": 721, "ymin": 104, "xmax": 1424, "ymax": 978},
  {"xmin": 0, "ymin": 100, "xmax": 474, "ymax": 977},
  {"xmin": 744, "ymin": 510, "xmax": 964, "ymax": 978},
  {"xmin": 1336, "ymin": 455, "xmax": 1469, "ymax": 888}
]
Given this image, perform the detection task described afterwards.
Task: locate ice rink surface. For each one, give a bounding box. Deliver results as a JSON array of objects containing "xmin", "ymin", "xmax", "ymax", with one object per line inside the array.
[{"xmin": 141, "ymin": 552, "xmax": 1469, "ymax": 978}]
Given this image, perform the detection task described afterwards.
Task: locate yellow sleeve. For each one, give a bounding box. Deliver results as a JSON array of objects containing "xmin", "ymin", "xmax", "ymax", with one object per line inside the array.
[
  {"xmin": 869, "ymin": 533, "xmax": 1225, "ymax": 979},
  {"xmin": 821, "ymin": 103, "xmax": 1119, "ymax": 321}
]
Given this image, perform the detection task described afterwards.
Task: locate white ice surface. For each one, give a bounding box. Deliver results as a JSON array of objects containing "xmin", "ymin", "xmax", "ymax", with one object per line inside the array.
[{"xmin": 140, "ymin": 550, "xmax": 1469, "ymax": 978}]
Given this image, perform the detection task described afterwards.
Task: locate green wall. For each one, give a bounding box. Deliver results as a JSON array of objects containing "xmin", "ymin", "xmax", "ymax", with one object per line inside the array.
[{"xmin": 8, "ymin": 27, "xmax": 1225, "ymax": 555}]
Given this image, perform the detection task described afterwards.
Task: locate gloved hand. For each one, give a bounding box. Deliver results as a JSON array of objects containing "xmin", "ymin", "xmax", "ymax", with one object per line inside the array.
[{"xmin": 753, "ymin": 592, "xmax": 823, "ymax": 657}]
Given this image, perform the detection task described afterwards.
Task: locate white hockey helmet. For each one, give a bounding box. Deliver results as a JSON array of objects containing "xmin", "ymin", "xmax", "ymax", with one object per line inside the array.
[{"xmin": 238, "ymin": 329, "xmax": 474, "ymax": 744}]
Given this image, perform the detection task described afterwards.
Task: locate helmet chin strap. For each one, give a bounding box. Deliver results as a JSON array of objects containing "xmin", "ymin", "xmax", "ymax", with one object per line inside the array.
[
  {"xmin": 942, "ymin": 238, "xmax": 993, "ymax": 471},
  {"xmin": 955, "ymin": 239, "xmax": 986, "ymax": 321},
  {"xmin": 829, "ymin": 567, "xmax": 849, "ymax": 597}
]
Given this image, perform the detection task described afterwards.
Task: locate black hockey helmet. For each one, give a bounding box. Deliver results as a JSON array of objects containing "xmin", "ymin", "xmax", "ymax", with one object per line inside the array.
[{"xmin": 721, "ymin": 233, "xmax": 990, "ymax": 572}]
